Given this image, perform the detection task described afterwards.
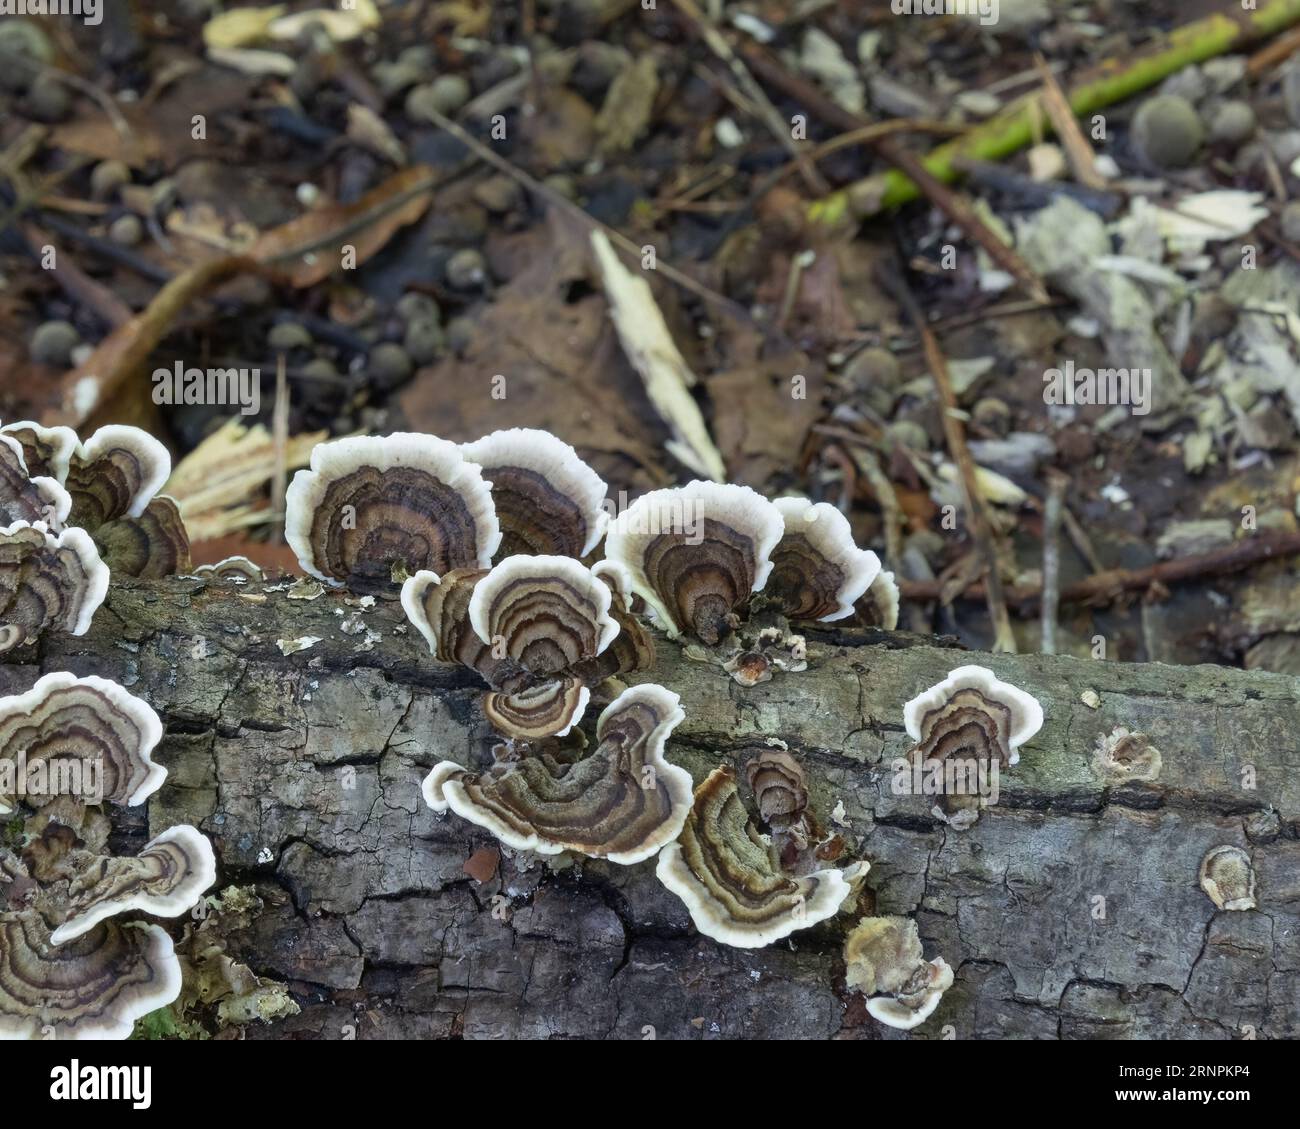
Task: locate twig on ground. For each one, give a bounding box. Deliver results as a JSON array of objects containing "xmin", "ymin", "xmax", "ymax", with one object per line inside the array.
[
  {"xmin": 1040, "ymin": 470, "xmax": 1069, "ymax": 654},
  {"xmin": 879, "ymin": 257, "xmax": 1018, "ymax": 653},
  {"xmin": 900, "ymin": 531, "xmax": 1300, "ymax": 609},
  {"xmin": 669, "ymin": 0, "xmax": 829, "ymax": 194}
]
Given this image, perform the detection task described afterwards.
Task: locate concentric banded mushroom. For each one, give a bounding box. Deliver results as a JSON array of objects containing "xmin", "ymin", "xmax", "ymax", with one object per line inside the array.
[
  {"xmin": 904, "ymin": 665, "xmax": 1043, "ymax": 768},
  {"xmin": 0, "ymin": 435, "xmax": 71, "ymax": 529},
  {"xmin": 902, "ymin": 666, "xmax": 1042, "ymax": 828},
  {"xmin": 843, "ymin": 915, "xmax": 954, "ymax": 1031},
  {"xmin": 857, "ymin": 569, "xmax": 900, "ymax": 630},
  {"xmin": 461, "ymin": 428, "xmax": 610, "ymax": 559},
  {"xmin": 482, "ymin": 676, "xmax": 591, "ymax": 741},
  {"xmin": 1, "ymin": 422, "xmax": 190, "ymax": 579},
  {"xmin": 60, "ymin": 424, "xmax": 171, "ymax": 528},
  {"xmin": 424, "ymin": 683, "xmax": 691, "ymax": 863},
  {"xmin": 50, "ymin": 826, "xmax": 217, "ymax": 945},
  {"xmin": 768, "ymin": 498, "xmax": 881, "ymax": 622},
  {"xmin": 0, "ymin": 673, "xmax": 165, "ymax": 815},
  {"xmin": 655, "ymin": 766, "xmax": 855, "ymax": 948},
  {"xmin": 0, "ymin": 422, "xmax": 78, "ymax": 482},
  {"xmin": 285, "ymin": 434, "xmax": 500, "ymax": 594},
  {"xmin": 468, "ymin": 555, "xmax": 619, "ymax": 677},
  {"xmin": 745, "ymin": 749, "xmax": 808, "ymax": 831},
  {"xmin": 0, "ymin": 522, "xmax": 109, "ymax": 652},
  {"xmin": 605, "ymin": 481, "xmax": 783, "ymax": 644},
  {"xmin": 95, "ymin": 495, "xmax": 191, "ymax": 578},
  {"xmin": 0, "ymin": 912, "xmax": 181, "ymax": 1039},
  {"xmin": 401, "ymin": 567, "xmax": 497, "ymax": 674}
]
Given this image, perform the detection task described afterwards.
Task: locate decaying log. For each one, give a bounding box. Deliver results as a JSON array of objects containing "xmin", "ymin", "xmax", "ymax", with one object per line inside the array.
[{"xmin": 3, "ymin": 577, "xmax": 1297, "ymax": 1040}]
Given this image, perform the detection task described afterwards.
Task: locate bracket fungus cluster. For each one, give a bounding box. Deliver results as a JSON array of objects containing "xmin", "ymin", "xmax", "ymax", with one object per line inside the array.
[
  {"xmin": 286, "ymin": 433, "xmax": 500, "ymax": 594},
  {"xmin": 1, "ymin": 421, "xmax": 190, "ymax": 579},
  {"xmin": 0, "ymin": 673, "xmax": 217, "ymax": 1039},
  {"xmin": 902, "ymin": 665, "xmax": 1043, "ymax": 829},
  {"xmin": 655, "ymin": 766, "xmax": 865, "ymax": 948},
  {"xmin": 843, "ymin": 915, "xmax": 955, "ymax": 1030},
  {"xmin": 424, "ymin": 684, "xmax": 692, "ymax": 863},
  {"xmin": 0, "ymin": 521, "xmax": 108, "ymax": 655}
]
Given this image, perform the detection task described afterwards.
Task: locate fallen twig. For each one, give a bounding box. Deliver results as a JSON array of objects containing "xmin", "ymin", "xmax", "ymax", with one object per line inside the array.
[
  {"xmin": 810, "ymin": 0, "xmax": 1300, "ymax": 223},
  {"xmin": 899, "ymin": 531, "xmax": 1300, "ymax": 610},
  {"xmin": 1040, "ymin": 470, "xmax": 1069, "ymax": 654},
  {"xmin": 879, "ymin": 258, "xmax": 1017, "ymax": 653}
]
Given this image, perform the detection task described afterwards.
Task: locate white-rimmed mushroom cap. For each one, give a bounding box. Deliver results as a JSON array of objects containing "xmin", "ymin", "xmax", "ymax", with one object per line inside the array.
[
  {"xmin": 604, "ymin": 481, "xmax": 784, "ymax": 644},
  {"xmin": 482, "ymin": 677, "xmax": 591, "ymax": 741},
  {"xmin": 864, "ymin": 957, "xmax": 955, "ymax": 1031},
  {"xmin": 1199, "ymin": 845, "xmax": 1256, "ymax": 911},
  {"xmin": 284, "ymin": 433, "xmax": 500, "ymax": 594},
  {"xmin": 0, "ymin": 521, "xmax": 109, "ymax": 648},
  {"xmin": 655, "ymin": 765, "xmax": 855, "ymax": 948},
  {"xmin": 859, "ymin": 569, "xmax": 900, "ymax": 630},
  {"xmin": 461, "ymin": 428, "xmax": 611, "ymax": 558},
  {"xmin": 65, "ymin": 424, "xmax": 172, "ymax": 524},
  {"xmin": 50, "ymin": 826, "xmax": 218, "ymax": 945},
  {"xmin": 903, "ymin": 664, "xmax": 1043, "ymax": 762},
  {"xmin": 768, "ymin": 497, "xmax": 881, "ymax": 622},
  {"xmin": 423, "ymin": 683, "xmax": 691, "ymax": 864},
  {"xmin": 0, "ymin": 435, "xmax": 71, "ymax": 529},
  {"xmin": 0, "ymin": 672, "xmax": 165, "ymax": 814},
  {"xmin": 468, "ymin": 555, "xmax": 619, "ymax": 675},
  {"xmin": 0, "ymin": 421, "xmax": 79, "ymax": 481},
  {"xmin": 0, "ymin": 915, "xmax": 182, "ymax": 1040}
]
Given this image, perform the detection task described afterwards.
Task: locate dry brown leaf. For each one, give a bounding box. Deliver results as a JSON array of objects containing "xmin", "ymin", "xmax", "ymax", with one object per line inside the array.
[{"xmin": 247, "ymin": 165, "xmax": 436, "ymax": 288}]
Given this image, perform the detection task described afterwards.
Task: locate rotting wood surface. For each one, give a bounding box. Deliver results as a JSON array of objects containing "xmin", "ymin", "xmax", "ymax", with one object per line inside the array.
[{"xmin": 4, "ymin": 578, "xmax": 1296, "ymax": 1040}]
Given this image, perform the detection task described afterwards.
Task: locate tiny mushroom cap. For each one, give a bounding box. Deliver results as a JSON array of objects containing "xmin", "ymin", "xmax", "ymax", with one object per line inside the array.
[
  {"xmin": 461, "ymin": 428, "xmax": 611, "ymax": 558},
  {"xmin": 858, "ymin": 569, "xmax": 900, "ymax": 630},
  {"xmin": 0, "ymin": 434, "xmax": 72, "ymax": 529},
  {"xmin": 468, "ymin": 554, "xmax": 619, "ymax": 676},
  {"xmin": 63, "ymin": 424, "xmax": 172, "ymax": 526},
  {"xmin": 50, "ymin": 826, "xmax": 218, "ymax": 945},
  {"xmin": 423, "ymin": 683, "xmax": 691, "ymax": 864},
  {"xmin": 768, "ymin": 497, "xmax": 881, "ymax": 622},
  {"xmin": 844, "ymin": 915, "xmax": 954, "ymax": 1030},
  {"xmin": 0, "ymin": 913, "xmax": 181, "ymax": 1040},
  {"xmin": 0, "ymin": 421, "xmax": 79, "ymax": 482},
  {"xmin": 604, "ymin": 481, "xmax": 784, "ymax": 644},
  {"xmin": 655, "ymin": 765, "xmax": 855, "ymax": 948},
  {"xmin": 903, "ymin": 665, "xmax": 1044, "ymax": 766},
  {"xmin": 0, "ymin": 673, "xmax": 165, "ymax": 815},
  {"xmin": 192, "ymin": 555, "xmax": 265, "ymax": 582},
  {"xmin": 1199, "ymin": 845, "xmax": 1256, "ymax": 911},
  {"xmin": 482, "ymin": 676, "xmax": 591, "ymax": 741},
  {"xmin": 285, "ymin": 434, "xmax": 500, "ymax": 594},
  {"xmin": 0, "ymin": 521, "xmax": 110, "ymax": 649},
  {"xmin": 745, "ymin": 748, "xmax": 808, "ymax": 830},
  {"xmin": 865, "ymin": 958, "xmax": 955, "ymax": 1031}
]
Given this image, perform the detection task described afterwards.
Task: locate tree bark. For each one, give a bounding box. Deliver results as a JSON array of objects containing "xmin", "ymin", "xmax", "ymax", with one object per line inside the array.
[{"xmin": 5, "ymin": 577, "xmax": 1296, "ymax": 1040}]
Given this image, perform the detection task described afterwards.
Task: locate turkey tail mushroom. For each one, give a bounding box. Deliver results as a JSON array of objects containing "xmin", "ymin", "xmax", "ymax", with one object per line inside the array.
[
  {"xmin": 0, "ymin": 913, "xmax": 182, "ymax": 1040},
  {"xmin": 0, "ymin": 435, "xmax": 71, "ymax": 530},
  {"xmin": 423, "ymin": 683, "xmax": 691, "ymax": 863},
  {"xmin": 768, "ymin": 497, "xmax": 881, "ymax": 622},
  {"xmin": 0, "ymin": 522, "xmax": 109, "ymax": 653},
  {"xmin": 461, "ymin": 428, "xmax": 610, "ymax": 559},
  {"xmin": 655, "ymin": 766, "xmax": 858, "ymax": 948},
  {"xmin": 0, "ymin": 673, "xmax": 165, "ymax": 815},
  {"xmin": 605, "ymin": 481, "xmax": 783, "ymax": 644},
  {"xmin": 844, "ymin": 915, "xmax": 954, "ymax": 1031},
  {"xmin": 50, "ymin": 826, "xmax": 218, "ymax": 945},
  {"xmin": 285, "ymin": 434, "xmax": 500, "ymax": 595}
]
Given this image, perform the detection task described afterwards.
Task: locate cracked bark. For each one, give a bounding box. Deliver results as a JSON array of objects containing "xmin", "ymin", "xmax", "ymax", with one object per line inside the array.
[{"xmin": 3, "ymin": 577, "xmax": 1297, "ymax": 1040}]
